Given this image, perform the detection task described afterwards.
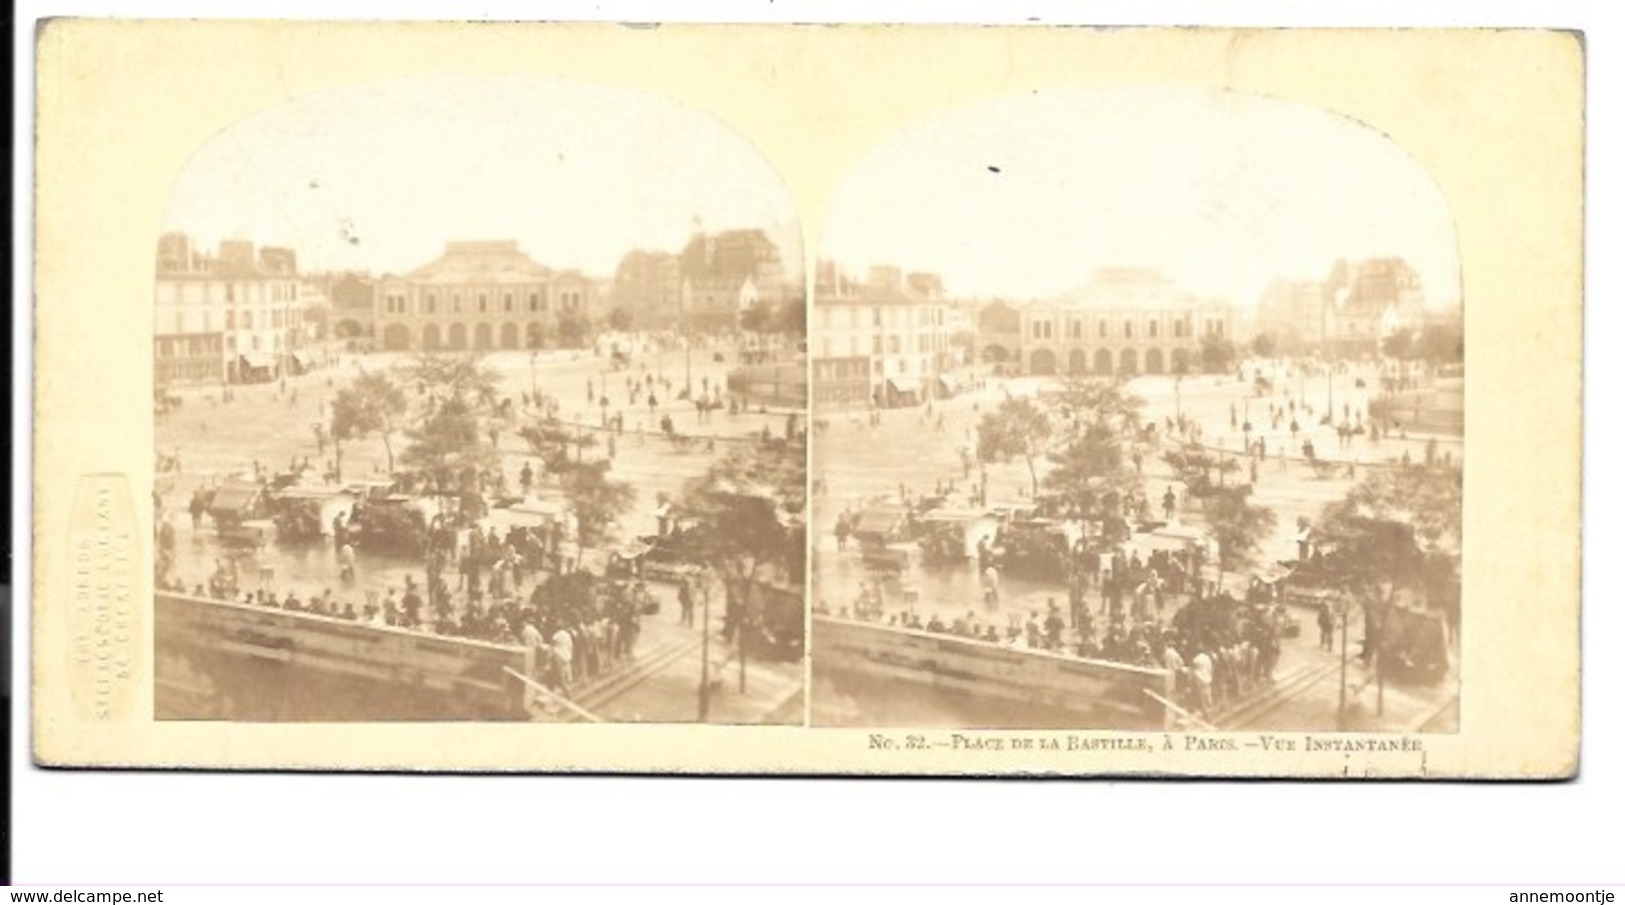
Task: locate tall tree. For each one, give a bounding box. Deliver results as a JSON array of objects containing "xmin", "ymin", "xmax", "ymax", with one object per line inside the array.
[
  {"xmin": 409, "ymin": 353, "xmax": 501, "ymax": 411},
  {"xmin": 1200, "ymin": 333, "xmax": 1238, "ymax": 374},
  {"xmin": 976, "ymin": 397, "xmax": 1051, "ymax": 496},
  {"xmin": 560, "ymin": 460, "xmax": 635, "ymax": 551},
  {"xmin": 1040, "ymin": 376, "xmax": 1143, "ymax": 507},
  {"xmin": 330, "ymin": 371, "xmax": 408, "ymax": 478},
  {"xmin": 1050, "ymin": 375, "xmax": 1144, "ymax": 432},
  {"xmin": 1203, "ymin": 485, "xmax": 1279, "ymax": 584},
  {"xmin": 556, "ymin": 310, "xmax": 592, "ymax": 348},
  {"xmin": 678, "ymin": 436, "xmax": 807, "ymax": 656},
  {"xmin": 1315, "ymin": 464, "xmax": 1462, "ymax": 687},
  {"xmin": 401, "ymin": 396, "xmax": 499, "ymax": 494}
]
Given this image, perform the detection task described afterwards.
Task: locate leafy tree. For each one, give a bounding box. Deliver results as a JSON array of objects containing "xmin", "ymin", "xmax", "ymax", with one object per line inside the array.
[
  {"xmin": 606, "ymin": 307, "xmax": 634, "ymax": 333},
  {"xmin": 556, "ymin": 310, "xmax": 592, "ymax": 348},
  {"xmin": 330, "ymin": 372, "xmax": 408, "ymax": 478},
  {"xmin": 401, "ymin": 396, "xmax": 499, "ymax": 494},
  {"xmin": 1381, "ymin": 331, "xmax": 1414, "ymax": 359},
  {"xmin": 1418, "ymin": 323, "xmax": 1464, "ymax": 363},
  {"xmin": 1203, "ymin": 486, "xmax": 1278, "ymax": 583},
  {"xmin": 1200, "ymin": 333, "xmax": 1238, "ymax": 374},
  {"xmin": 1037, "ymin": 377, "xmax": 1144, "ymax": 506},
  {"xmin": 1050, "ymin": 375, "xmax": 1144, "ymax": 431},
  {"xmin": 1043, "ymin": 421, "xmax": 1140, "ymax": 516},
  {"xmin": 560, "ymin": 460, "xmax": 635, "ymax": 551},
  {"xmin": 739, "ymin": 302, "xmax": 771, "ymax": 334},
  {"xmin": 976, "ymin": 397, "xmax": 1051, "ymax": 496},
  {"xmin": 408, "ymin": 353, "xmax": 501, "ymax": 411},
  {"xmin": 1314, "ymin": 465, "xmax": 1463, "ymax": 682},
  {"xmin": 677, "ymin": 436, "xmax": 807, "ymax": 657},
  {"xmin": 1250, "ymin": 332, "xmax": 1278, "ymax": 358}
]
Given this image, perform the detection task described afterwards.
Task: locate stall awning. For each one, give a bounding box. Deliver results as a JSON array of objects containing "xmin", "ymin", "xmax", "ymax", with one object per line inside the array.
[
  {"xmin": 886, "ymin": 376, "xmax": 922, "ymax": 394},
  {"xmin": 209, "ymin": 482, "xmax": 262, "ymax": 514},
  {"xmin": 290, "ymin": 351, "xmax": 314, "ymax": 369},
  {"xmin": 936, "ymin": 373, "xmax": 964, "ymax": 395},
  {"xmin": 853, "ymin": 505, "xmax": 908, "ymax": 538},
  {"xmin": 239, "ymin": 352, "xmax": 276, "ymax": 369}
]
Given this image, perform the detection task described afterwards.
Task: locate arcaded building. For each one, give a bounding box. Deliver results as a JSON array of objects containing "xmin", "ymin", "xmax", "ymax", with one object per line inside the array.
[
  {"xmin": 374, "ymin": 240, "xmax": 598, "ymax": 352},
  {"xmin": 976, "ymin": 268, "xmax": 1235, "ymax": 377}
]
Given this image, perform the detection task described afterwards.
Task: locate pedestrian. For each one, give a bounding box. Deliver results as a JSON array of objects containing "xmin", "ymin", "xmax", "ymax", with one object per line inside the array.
[
  {"xmin": 338, "ymin": 541, "xmax": 357, "ymax": 583},
  {"xmin": 678, "ymin": 579, "xmax": 695, "ymax": 628},
  {"xmin": 520, "ymin": 462, "xmax": 534, "ymax": 495},
  {"xmin": 1162, "ymin": 486, "xmax": 1177, "ymax": 522},
  {"xmin": 551, "ymin": 626, "xmax": 574, "ymax": 693},
  {"xmin": 1317, "ymin": 602, "xmax": 1335, "ymax": 651},
  {"xmin": 1191, "ymin": 649, "xmax": 1215, "ymax": 714}
]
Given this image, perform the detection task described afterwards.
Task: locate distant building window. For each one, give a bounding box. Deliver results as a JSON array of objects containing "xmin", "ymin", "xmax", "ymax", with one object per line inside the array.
[
  {"xmin": 1174, "ymin": 321, "xmax": 1184, "ymax": 338},
  {"xmin": 873, "ymin": 309, "xmax": 882, "ymax": 327},
  {"xmin": 888, "ymin": 335, "xmax": 901, "ymax": 354},
  {"xmin": 479, "ymin": 294, "xmax": 487, "ymax": 313},
  {"xmin": 426, "ymin": 294, "xmax": 437, "ymax": 314},
  {"xmin": 225, "ymin": 311, "xmax": 235, "ymax": 329},
  {"xmin": 529, "ymin": 293, "xmax": 540, "ymax": 312},
  {"xmin": 243, "ymin": 312, "xmax": 254, "ymax": 329},
  {"xmin": 1098, "ymin": 321, "xmax": 1107, "ymax": 338},
  {"xmin": 1124, "ymin": 320, "xmax": 1134, "ymax": 338},
  {"xmin": 872, "ymin": 336, "xmax": 883, "ymax": 355},
  {"xmin": 453, "ymin": 294, "xmax": 462, "ymax": 313},
  {"xmin": 1150, "ymin": 321, "xmax": 1159, "ymax": 338},
  {"xmin": 505, "ymin": 294, "xmax": 514, "ymax": 312}
]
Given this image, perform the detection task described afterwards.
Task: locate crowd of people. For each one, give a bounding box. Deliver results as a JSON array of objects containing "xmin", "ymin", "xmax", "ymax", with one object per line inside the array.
[
  {"xmin": 821, "ymin": 586, "xmax": 1291, "ymax": 719},
  {"xmin": 159, "ymin": 543, "xmax": 663, "ymax": 700}
]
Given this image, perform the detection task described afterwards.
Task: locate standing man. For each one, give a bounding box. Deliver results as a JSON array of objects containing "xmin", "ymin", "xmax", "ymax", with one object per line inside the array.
[
  {"xmin": 1317, "ymin": 601, "xmax": 1336, "ymax": 652},
  {"xmin": 551, "ymin": 625, "xmax": 575, "ymax": 695},
  {"xmin": 678, "ymin": 578, "xmax": 695, "ymax": 628},
  {"xmin": 1162, "ymin": 485, "xmax": 1177, "ymax": 523}
]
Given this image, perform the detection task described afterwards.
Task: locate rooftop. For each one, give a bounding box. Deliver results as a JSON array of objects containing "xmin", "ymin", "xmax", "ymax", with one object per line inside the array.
[{"xmin": 405, "ymin": 240, "xmax": 555, "ymax": 285}]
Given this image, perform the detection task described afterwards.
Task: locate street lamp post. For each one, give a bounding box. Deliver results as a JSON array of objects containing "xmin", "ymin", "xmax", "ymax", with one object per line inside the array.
[
  {"xmin": 1336, "ymin": 597, "xmax": 1350, "ymax": 730},
  {"xmin": 697, "ymin": 575, "xmax": 712, "ymax": 721}
]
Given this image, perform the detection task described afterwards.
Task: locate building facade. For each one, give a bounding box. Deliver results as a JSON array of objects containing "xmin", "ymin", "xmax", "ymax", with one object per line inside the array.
[
  {"xmin": 811, "ymin": 263, "xmax": 958, "ymax": 409},
  {"xmin": 153, "ymin": 234, "xmax": 314, "ymax": 385},
  {"xmin": 609, "ymin": 249, "xmax": 683, "ymax": 331},
  {"xmin": 1254, "ymin": 257, "xmax": 1430, "ymax": 358},
  {"xmin": 373, "ymin": 241, "xmax": 600, "ymax": 352},
  {"xmin": 977, "ymin": 268, "xmax": 1236, "ymax": 377}
]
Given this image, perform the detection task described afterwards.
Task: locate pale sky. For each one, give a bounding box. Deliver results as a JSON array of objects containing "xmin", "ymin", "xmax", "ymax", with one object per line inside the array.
[
  {"xmin": 821, "ymin": 87, "xmax": 1462, "ymax": 309},
  {"xmin": 163, "ymin": 75, "xmax": 802, "ymax": 278}
]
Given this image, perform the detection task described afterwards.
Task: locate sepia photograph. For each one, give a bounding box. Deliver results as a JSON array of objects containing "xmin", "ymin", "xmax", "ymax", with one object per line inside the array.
[
  {"xmin": 810, "ymin": 88, "xmax": 1464, "ymax": 733},
  {"xmin": 148, "ymin": 75, "xmax": 808, "ymax": 724},
  {"xmin": 28, "ymin": 22, "xmax": 1579, "ymax": 776}
]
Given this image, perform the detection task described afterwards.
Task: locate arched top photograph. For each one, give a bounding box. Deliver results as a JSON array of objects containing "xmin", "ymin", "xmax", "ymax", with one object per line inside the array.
[
  {"xmin": 810, "ymin": 85, "xmax": 1465, "ymax": 735},
  {"xmin": 148, "ymin": 74, "xmax": 809, "ymax": 725}
]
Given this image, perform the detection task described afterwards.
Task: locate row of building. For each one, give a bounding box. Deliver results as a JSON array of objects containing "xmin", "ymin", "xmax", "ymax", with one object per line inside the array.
[
  {"xmin": 154, "ymin": 229, "xmax": 797, "ymax": 386},
  {"xmin": 809, "ymin": 257, "xmax": 1445, "ymax": 411},
  {"xmin": 811, "ymin": 265, "xmax": 1240, "ymax": 410},
  {"xmin": 1254, "ymin": 257, "xmax": 1435, "ymax": 358},
  {"xmin": 154, "ymin": 234, "xmax": 324, "ymax": 386}
]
